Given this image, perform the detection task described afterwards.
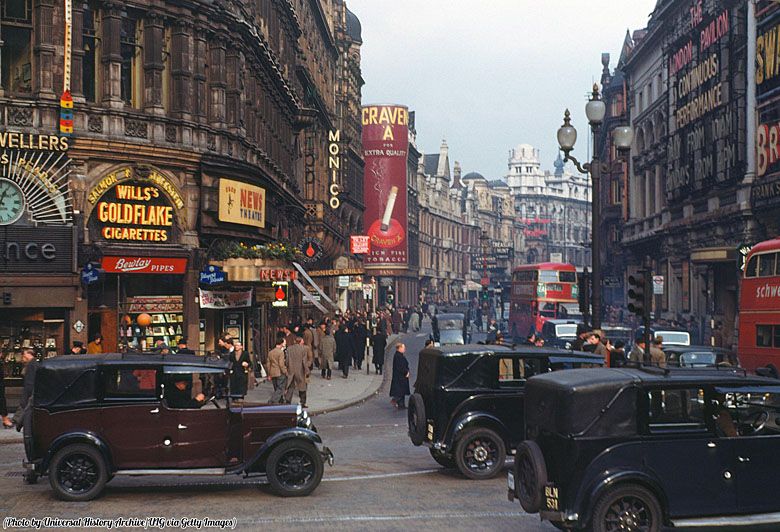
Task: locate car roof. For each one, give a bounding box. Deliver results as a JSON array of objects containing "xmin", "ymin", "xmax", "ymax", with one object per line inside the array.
[
  {"xmin": 39, "ymin": 353, "xmax": 230, "ymax": 370},
  {"xmin": 436, "ymin": 313, "xmax": 464, "ymax": 319},
  {"xmin": 529, "ymin": 366, "xmax": 777, "ymax": 391},
  {"xmin": 663, "ymin": 345, "xmax": 732, "ymax": 353},
  {"xmin": 423, "ymin": 344, "xmax": 593, "ymax": 359}
]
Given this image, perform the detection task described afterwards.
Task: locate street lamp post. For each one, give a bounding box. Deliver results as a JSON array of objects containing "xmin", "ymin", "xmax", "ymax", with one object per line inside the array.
[{"xmin": 557, "ymin": 84, "xmax": 633, "ymax": 330}]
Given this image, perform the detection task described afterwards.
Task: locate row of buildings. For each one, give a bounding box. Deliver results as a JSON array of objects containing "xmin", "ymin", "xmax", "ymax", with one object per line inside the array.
[
  {"xmin": 595, "ymin": 0, "xmax": 780, "ymax": 348},
  {"xmin": 0, "ymin": 0, "xmax": 366, "ymax": 367}
]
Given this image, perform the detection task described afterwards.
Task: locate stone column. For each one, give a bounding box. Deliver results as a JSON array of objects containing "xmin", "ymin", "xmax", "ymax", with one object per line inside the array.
[
  {"xmin": 207, "ymin": 37, "xmax": 226, "ymax": 127},
  {"xmin": 143, "ymin": 11, "xmax": 165, "ymax": 114},
  {"xmin": 33, "ymin": 0, "xmax": 56, "ymax": 98},
  {"xmin": 170, "ymin": 21, "xmax": 192, "ymax": 120},
  {"xmin": 192, "ymin": 25, "xmax": 208, "ymax": 122},
  {"xmin": 100, "ymin": 2, "xmax": 123, "ymax": 107}
]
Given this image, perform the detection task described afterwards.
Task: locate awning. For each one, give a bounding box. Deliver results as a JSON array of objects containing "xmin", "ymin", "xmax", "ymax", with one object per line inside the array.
[
  {"xmin": 465, "ymin": 280, "xmax": 483, "ymax": 291},
  {"xmin": 293, "ymin": 262, "xmax": 340, "ymax": 312},
  {"xmin": 690, "ymin": 247, "xmax": 737, "ymax": 264}
]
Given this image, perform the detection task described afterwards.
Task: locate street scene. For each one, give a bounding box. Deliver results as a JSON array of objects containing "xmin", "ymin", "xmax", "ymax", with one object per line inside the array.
[{"xmin": 4, "ymin": 0, "xmax": 780, "ymax": 530}]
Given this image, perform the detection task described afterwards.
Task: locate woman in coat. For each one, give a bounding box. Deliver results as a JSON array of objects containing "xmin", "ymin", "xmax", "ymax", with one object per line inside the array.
[
  {"xmin": 229, "ymin": 341, "xmax": 252, "ymax": 398},
  {"xmin": 389, "ymin": 343, "xmax": 410, "ymax": 409},
  {"xmin": 371, "ymin": 331, "xmax": 388, "ymax": 375},
  {"xmin": 334, "ymin": 325, "xmax": 354, "ymax": 378}
]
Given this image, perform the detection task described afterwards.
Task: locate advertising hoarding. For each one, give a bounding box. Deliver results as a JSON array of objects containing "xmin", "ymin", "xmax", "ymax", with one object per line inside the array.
[{"xmin": 362, "ymin": 104, "xmax": 409, "ymax": 267}]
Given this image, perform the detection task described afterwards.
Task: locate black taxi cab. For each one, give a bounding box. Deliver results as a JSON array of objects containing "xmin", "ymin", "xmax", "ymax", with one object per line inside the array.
[
  {"xmin": 407, "ymin": 345, "xmax": 602, "ymax": 480},
  {"xmin": 509, "ymin": 366, "xmax": 780, "ymax": 531}
]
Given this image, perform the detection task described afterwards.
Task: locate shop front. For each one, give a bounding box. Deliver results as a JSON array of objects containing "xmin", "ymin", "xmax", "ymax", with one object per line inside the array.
[
  {"xmin": 0, "ymin": 132, "xmax": 77, "ymax": 405},
  {"xmin": 84, "ymin": 166, "xmax": 196, "ymax": 352}
]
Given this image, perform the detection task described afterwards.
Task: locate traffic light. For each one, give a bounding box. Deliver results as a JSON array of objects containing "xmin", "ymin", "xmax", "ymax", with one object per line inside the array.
[
  {"xmin": 481, "ymin": 289, "xmax": 489, "ymax": 302},
  {"xmin": 578, "ymin": 269, "xmax": 590, "ymax": 315},
  {"xmin": 272, "ymin": 281, "xmax": 289, "ymax": 307},
  {"xmin": 627, "ymin": 270, "xmax": 651, "ymax": 319}
]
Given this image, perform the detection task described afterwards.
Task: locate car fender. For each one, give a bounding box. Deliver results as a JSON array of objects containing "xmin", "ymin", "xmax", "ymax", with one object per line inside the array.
[
  {"xmin": 41, "ymin": 432, "xmax": 114, "ymax": 473},
  {"xmin": 576, "ymin": 469, "xmax": 668, "ymax": 527},
  {"xmin": 239, "ymin": 428, "xmax": 323, "ymax": 473},
  {"xmin": 446, "ymin": 411, "xmax": 508, "ymax": 447}
]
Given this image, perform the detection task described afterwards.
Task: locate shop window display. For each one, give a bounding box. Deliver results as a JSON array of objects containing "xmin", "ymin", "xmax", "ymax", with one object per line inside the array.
[{"xmin": 1, "ymin": 310, "xmax": 65, "ymax": 389}]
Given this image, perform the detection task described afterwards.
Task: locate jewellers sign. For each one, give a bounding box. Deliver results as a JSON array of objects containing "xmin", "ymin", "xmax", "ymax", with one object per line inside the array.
[
  {"xmin": 0, "ymin": 226, "xmax": 75, "ymax": 273},
  {"xmin": 102, "ymin": 256, "xmax": 187, "ymax": 274}
]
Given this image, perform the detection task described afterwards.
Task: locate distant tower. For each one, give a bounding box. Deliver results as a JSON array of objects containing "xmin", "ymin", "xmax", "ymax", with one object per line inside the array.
[{"xmin": 554, "ymin": 153, "xmax": 565, "ymax": 178}]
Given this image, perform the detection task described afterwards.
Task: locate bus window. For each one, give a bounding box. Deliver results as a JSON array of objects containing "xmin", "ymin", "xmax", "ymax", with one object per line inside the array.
[
  {"xmin": 760, "ymin": 254, "xmax": 776, "ymax": 277},
  {"xmin": 540, "ymin": 302, "xmax": 556, "ymax": 317},
  {"xmin": 746, "ymin": 256, "xmax": 758, "ymax": 278},
  {"xmin": 539, "ymin": 271, "xmax": 558, "ymax": 283},
  {"xmin": 559, "ymin": 271, "xmax": 576, "ymax": 283},
  {"xmin": 757, "ymin": 325, "xmax": 773, "ymax": 348}
]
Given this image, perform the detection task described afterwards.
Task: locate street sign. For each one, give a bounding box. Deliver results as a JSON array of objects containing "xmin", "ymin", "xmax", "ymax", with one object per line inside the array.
[
  {"xmin": 338, "ymin": 275, "xmax": 350, "ymax": 288},
  {"xmin": 550, "ymin": 252, "xmax": 563, "ymax": 263},
  {"xmin": 653, "ymin": 275, "xmax": 664, "ymax": 295}
]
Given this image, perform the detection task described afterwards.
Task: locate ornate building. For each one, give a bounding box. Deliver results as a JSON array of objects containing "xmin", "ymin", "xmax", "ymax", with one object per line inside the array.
[
  {"xmin": 505, "ymin": 145, "xmax": 592, "ymax": 270},
  {"xmin": 0, "ymin": 0, "xmax": 364, "ymax": 365}
]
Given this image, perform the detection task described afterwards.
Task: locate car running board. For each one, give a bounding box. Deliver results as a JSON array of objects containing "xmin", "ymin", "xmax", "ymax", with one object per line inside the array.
[
  {"xmin": 115, "ymin": 469, "xmax": 226, "ymax": 476},
  {"xmin": 673, "ymin": 512, "xmax": 780, "ymax": 528}
]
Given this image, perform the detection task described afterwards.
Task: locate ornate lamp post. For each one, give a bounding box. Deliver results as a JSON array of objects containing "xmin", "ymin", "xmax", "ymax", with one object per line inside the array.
[{"xmin": 557, "ymin": 84, "xmax": 633, "ymax": 329}]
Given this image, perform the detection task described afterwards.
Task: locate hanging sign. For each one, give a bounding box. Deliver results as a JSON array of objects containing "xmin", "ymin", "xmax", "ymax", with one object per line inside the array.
[
  {"xmin": 272, "ymin": 281, "xmax": 289, "ymax": 307},
  {"xmin": 218, "ymin": 178, "xmax": 266, "ymax": 228},
  {"xmin": 81, "ymin": 263, "xmax": 101, "ymax": 285},
  {"xmin": 199, "ymin": 265, "xmax": 227, "ymax": 285},
  {"xmin": 350, "ymin": 235, "xmax": 371, "ymax": 255},
  {"xmin": 199, "ymin": 288, "xmax": 253, "ymax": 309},
  {"xmin": 299, "ymin": 237, "xmax": 324, "ymax": 263}
]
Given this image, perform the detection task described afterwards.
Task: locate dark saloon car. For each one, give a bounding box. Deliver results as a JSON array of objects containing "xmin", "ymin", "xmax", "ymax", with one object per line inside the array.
[
  {"xmin": 407, "ymin": 345, "xmax": 603, "ymax": 480},
  {"xmin": 432, "ymin": 313, "xmax": 469, "ymax": 345},
  {"xmin": 664, "ymin": 345, "xmax": 736, "ymax": 368},
  {"xmin": 539, "ymin": 319, "xmax": 580, "ymax": 349},
  {"xmin": 509, "ymin": 367, "xmax": 780, "ymax": 531},
  {"xmin": 23, "ymin": 354, "xmax": 332, "ymax": 501}
]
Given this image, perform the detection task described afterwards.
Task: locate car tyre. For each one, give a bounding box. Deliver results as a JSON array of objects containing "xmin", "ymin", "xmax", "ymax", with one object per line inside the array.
[
  {"xmin": 266, "ymin": 440, "xmax": 324, "ymax": 497},
  {"xmin": 454, "ymin": 427, "xmax": 506, "ymax": 480},
  {"xmin": 515, "ymin": 440, "xmax": 548, "ymax": 513},
  {"xmin": 591, "ymin": 484, "xmax": 662, "ymax": 532},
  {"xmin": 48, "ymin": 443, "xmax": 108, "ymax": 502},
  {"xmin": 407, "ymin": 393, "xmax": 426, "ymax": 446},
  {"xmin": 429, "ymin": 448, "xmax": 455, "ymax": 468}
]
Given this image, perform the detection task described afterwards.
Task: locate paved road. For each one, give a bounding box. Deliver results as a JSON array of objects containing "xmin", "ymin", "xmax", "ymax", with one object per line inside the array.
[{"xmin": 0, "ymin": 321, "xmax": 555, "ymax": 531}]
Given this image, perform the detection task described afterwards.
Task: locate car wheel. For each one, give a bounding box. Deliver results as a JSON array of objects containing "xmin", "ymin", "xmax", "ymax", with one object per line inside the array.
[
  {"xmin": 266, "ymin": 440, "xmax": 324, "ymax": 497},
  {"xmin": 454, "ymin": 427, "xmax": 506, "ymax": 480},
  {"xmin": 48, "ymin": 444, "xmax": 108, "ymax": 502},
  {"xmin": 515, "ymin": 440, "xmax": 547, "ymax": 513},
  {"xmin": 429, "ymin": 448, "xmax": 455, "ymax": 468},
  {"xmin": 407, "ymin": 393, "xmax": 426, "ymax": 446},
  {"xmin": 591, "ymin": 484, "xmax": 662, "ymax": 532}
]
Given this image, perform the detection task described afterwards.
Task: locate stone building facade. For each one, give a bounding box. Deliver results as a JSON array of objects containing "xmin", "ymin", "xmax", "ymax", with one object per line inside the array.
[
  {"xmin": 505, "ymin": 145, "xmax": 592, "ymax": 270},
  {"xmin": 0, "ymin": 0, "xmax": 363, "ymax": 367},
  {"xmin": 621, "ymin": 0, "xmax": 754, "ymax": 347}
]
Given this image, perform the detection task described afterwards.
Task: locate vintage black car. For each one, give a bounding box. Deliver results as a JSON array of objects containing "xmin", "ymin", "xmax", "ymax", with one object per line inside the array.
[
  {"xmin": 432, "ymin": 313, "xmax": 469, "ymax": 345},
  {"xmin": 407, "ymin": 345, "xmax": 603, "ymax": 480},
  {"xmin": 539, "ymin": 319, "xmax": 580, "ymax": 349},
  {"xmin": 23, "ymin": 354, "xmax": 332, "ymax": 501},
  {"xmin": 509, "ymin": 367, "xmax": 780, "ymax": 531},
  {"xmin": 664, "ymin": 345, "xmax": 736, "ymax": 368}
]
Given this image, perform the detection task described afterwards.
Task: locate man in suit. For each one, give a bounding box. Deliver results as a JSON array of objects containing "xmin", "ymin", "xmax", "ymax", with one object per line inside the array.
[{"xmin": 284, "ymin": 336, "xmax": 311, "ymax": 408}]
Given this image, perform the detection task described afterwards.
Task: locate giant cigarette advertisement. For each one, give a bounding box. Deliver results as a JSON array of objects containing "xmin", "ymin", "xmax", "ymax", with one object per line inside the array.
[{"xmin": 362, "ymin": 104, "xmax": 409, "ymax": 267}]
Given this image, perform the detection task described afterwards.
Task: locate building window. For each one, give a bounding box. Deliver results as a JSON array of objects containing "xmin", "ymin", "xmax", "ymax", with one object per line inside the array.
[
  {"xmin": 82, "ymin": 1, "xmax": 100, "ymax": 102},
  {"xmin": 1, "ymin": 0, "xmax": 33, "ymax": 94},
  {"xmin": 120, "ymin": 13, "xmax": 142, "ymax": 108}
]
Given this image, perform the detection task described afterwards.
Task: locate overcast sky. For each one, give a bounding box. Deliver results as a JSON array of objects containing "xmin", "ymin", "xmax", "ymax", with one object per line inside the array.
[{"xmin": 348, "ymin": 0, "xmax": 657, "ymax": 179}]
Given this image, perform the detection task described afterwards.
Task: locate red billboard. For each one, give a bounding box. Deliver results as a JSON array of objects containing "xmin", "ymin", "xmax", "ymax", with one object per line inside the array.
[{"xmin": 362, "ymin": 104, "xmax": 409, "ymax": 267}]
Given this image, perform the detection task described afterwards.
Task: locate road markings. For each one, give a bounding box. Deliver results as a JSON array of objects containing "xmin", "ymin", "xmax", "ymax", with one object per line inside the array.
[
  {"xmin": 240, "ymin": 511, "xmax": 527, "ymax": 525},
  {"xmin": 323, "ymin": 469, "xmax": 439, "ymax": 482}
]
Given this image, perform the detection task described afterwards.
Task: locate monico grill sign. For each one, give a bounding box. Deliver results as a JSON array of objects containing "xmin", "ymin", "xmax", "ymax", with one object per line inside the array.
[
  {"xmin": 88, "ymin": 168, "xmax": 184, "ymax": 243},
  {"xmin": 666, "ymin": 0, "xmax": 745, "ymax": 201}
]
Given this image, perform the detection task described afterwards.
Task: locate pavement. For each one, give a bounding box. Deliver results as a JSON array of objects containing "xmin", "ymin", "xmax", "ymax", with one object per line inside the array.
[{"xmin": 0, "ymin": 333, "xmax": 402, "ymax": 445}]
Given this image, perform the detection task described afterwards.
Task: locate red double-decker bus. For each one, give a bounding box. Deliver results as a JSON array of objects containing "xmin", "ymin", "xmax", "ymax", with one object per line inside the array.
[
  {"xmin": 739, "ymin": 238, "xmax": 780, "ymax": 371},
  {"xmin": 509, "ymin": 263, "xmax": 579, "ymax": 338}
]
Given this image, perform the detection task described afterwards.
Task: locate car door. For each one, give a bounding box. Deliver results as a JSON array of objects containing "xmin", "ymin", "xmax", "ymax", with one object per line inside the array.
[
  {"xmin": 723, "ymin": 387, "xmax": 780, "ymax": 514},
  {"xmin": 100, "ymin": 366, "xmax": 181, "ymax": 469},
  {"xmin": 162, "ymin": 366, "xmax": 230, "ymax": 469},
  {"xmin": 640, "ymin": 386, "xmax": 738, "ymax": 519}
]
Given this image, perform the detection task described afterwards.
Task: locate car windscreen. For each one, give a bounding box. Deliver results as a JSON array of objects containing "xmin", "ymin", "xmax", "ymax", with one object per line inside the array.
[
  {"xmin": 678, "ymin": 352, "xmax": 717, "ymax": 367},
  {"xmin": 439, "ymin": 329, "xmax": 465, "ymax": 345},
  {"xmin": 439, "ymin": 319, "xmax": 464, "ymax": 329},
  {"xmin": 658, "ymin": 331, "xmax": 690, "ymax": 345},
  {"xmin": 555, "ymin": 324, "xmax": 577, "ymax": 338}
]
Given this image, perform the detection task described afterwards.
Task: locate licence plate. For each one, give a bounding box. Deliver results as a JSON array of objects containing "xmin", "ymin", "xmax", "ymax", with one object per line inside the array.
[
  {"xmin": 545, "ymin": 484, "xmax": 560, "ymax": 511},
  {"xmin": 507, "ymin": 471, "xmax": 515, "ymax": 491}
]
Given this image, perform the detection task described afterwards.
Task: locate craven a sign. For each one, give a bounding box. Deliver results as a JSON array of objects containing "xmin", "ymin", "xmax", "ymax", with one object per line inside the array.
[{"xmin": 219, "ymin": 178, "xmax": 266, "ymax": 229}]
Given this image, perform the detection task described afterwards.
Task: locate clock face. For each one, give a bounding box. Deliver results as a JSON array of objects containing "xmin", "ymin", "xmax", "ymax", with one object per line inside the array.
[{"xmin": 0, "ymin": 178, "xmax": 25, "ymax": 225}]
